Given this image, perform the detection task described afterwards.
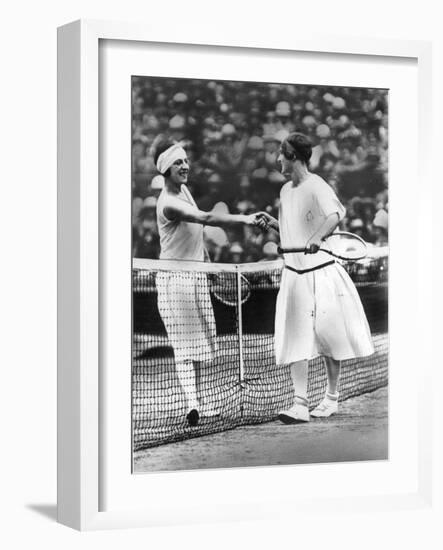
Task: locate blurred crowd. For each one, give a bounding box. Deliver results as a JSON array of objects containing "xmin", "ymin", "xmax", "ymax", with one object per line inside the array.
[{"xmin": 132, "ymin": 77, "xmax": 389, "ymax": 263}]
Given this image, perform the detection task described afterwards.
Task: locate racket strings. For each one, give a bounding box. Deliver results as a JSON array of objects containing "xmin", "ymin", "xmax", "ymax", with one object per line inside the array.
[
  {"xmin": 209, "ymin": 273, "xmax": 251, "ymax": 306},
  {"xmin": 325, "ymin": 233, "xmax": 367, "ymax": 261}
]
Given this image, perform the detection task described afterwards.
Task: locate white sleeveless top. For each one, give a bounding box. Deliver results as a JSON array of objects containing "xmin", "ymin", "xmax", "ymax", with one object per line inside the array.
[
  {"xmin": 278, "ymin": 174, "xmax": 346, "ymax": 271},
  {"xmin": 156, "ymin": 185, "xmax": 204, "ymax": 261}
]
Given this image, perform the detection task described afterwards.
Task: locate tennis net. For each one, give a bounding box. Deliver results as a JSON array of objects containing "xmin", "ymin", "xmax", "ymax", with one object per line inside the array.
[{"xmin": 133, "ymin": 255, "xmax": 388, "ymax": 451}]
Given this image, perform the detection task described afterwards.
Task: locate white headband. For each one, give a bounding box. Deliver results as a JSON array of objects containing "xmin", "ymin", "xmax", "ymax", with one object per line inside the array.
[{"xmin": 156, "ymin": 144, "xmax": 187, "ymax": 174}]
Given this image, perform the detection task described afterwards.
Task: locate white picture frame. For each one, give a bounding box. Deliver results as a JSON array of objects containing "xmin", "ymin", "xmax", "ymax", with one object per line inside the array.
[{"xmin": 57, "ymin": 19, "xmax": 433, "ymax": 531}]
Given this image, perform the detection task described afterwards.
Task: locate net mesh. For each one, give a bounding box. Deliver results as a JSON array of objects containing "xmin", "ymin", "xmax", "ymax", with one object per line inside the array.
[{"xmin": 133, "ymin": 257, "xmax": 388, "ymax": 450}]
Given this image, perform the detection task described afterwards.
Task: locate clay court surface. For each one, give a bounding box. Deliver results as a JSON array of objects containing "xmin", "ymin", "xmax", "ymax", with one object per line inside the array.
[{"xmin": 134, "ymin": 385, "xmax": 388, "ymax": 472}]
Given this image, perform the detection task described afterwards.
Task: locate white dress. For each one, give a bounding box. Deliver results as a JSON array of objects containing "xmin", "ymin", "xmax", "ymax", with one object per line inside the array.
[
  {"xmin": 275, "ymin": 175, "xmax": 374, "ymax": 363},
  {"xmin": 156, "ymin": 186, "xmax": 217, "ymax": 363}
]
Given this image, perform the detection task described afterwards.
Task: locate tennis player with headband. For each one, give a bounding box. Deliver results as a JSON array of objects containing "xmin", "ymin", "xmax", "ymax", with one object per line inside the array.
[
  {"xmin": 154, "ymin": 139, "xmax": 264, "ymax": 427},
  {"xmin": 258, "ymin": 132, "xmax": 374, "ymax": 423}
]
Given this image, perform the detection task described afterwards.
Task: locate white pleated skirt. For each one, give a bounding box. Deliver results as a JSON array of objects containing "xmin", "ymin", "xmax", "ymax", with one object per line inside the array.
[
  {"xmin": 275, "ymin": 262, "xmax": 374, "ymax": 364},
  {"xmin": 156, "ymin": 271, "xmax": 217, "ymax": 363}
]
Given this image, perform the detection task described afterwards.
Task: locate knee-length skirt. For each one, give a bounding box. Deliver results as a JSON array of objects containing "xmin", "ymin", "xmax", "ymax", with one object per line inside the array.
[{"xmin": 156, "ymin": 271, "xmax": 217, "ymax": 363}]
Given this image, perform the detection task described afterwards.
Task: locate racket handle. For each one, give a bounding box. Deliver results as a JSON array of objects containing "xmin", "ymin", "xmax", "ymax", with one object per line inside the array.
[{"xmin": 277, "ymin": 246, "xmax": 307, "ymax": 254}]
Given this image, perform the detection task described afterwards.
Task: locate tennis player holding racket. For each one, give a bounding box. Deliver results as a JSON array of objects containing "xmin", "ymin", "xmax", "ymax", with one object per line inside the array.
[
  {"xmin": 153, "ymin": 139, "xmax": 263, "ymax": 427},
  {"xmin": 258, "ymin": 132, "xmax": 374, "ymax": 423}
]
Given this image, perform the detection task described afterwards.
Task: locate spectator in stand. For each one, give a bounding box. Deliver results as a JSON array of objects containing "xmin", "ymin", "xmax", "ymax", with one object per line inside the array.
[
  {"xmin": 274, "ymin": 101, "xmax": 296, "ymax": 135},
  {"xmin": 261, "ymin": 241, "xmax": 279, "ymax": 261},
  {"xmin": 196, "ymin": 172, "xmax": 224, "ymax": 211},
  {"xmin": 228, "ymin": 242, "xmax": 244, "ymax": 264},
  {"xmin": 262, "ymin": 111, "xmax": 279, "ymax": 137},
  {"xmin": 373, "ymin": 208, "xmax": 389, "ymax": 246},
  {"xmin": 133, "ymin": 196, "xmax": 161, "ymax": 259},
  {"xmin": 348, "ymin": 218, "xmax": 368, "ymax": 242},
  {"xmin": 233, "ymin": 175, "xmax": 257, "ymax": 215},
  {"xmin": 243, "ymin": 245, "xmax": 262, "ymax": 263},
  {"xmin": 360, "ymin": 199, "xmax": 377, "ymax": 243},
  {"xmin": 204, "ymin": 225, "xmax": 229, "ymax": 262},
  {"xmin": 243, "ymin": 222, "xmax": 266, "ymax": 255},
  {"xmin": 263, "ymin": 134, "xmax": 280, "ymax": 169}
]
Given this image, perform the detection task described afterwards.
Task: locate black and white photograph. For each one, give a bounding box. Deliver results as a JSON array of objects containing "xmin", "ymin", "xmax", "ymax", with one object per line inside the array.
[
  {"xmin": 131, "ymin": 76, "xmax": 389, "ymax": 473},
  {"xmin": 4, "ymin": 0, "xmax": 437, "ymax": 540}
]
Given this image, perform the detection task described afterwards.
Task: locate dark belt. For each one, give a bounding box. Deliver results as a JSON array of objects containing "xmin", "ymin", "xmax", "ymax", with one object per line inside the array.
[{"xmin": 284, "ymin": 260, "xmax": 335, "ymax": 275}]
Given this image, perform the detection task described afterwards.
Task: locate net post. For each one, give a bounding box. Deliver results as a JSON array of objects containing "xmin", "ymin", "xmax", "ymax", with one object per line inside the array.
[{"xmin": 236, "ymin": 265, "xmax": 245, "ymax": 388}]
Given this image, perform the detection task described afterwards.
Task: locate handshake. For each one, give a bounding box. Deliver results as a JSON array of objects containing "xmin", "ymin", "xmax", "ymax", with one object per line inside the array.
[{"xmin": 245, "ymin": 211, "xmax": 276, "ymax": 231}]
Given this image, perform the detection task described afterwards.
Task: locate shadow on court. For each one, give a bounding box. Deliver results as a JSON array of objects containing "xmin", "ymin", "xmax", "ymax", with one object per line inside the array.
[{"xmin": 134, "ymin": 385, "xmax": 388, "ymax": 472}]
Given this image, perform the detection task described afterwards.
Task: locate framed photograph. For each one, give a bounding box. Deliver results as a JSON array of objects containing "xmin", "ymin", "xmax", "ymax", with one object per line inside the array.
[{"xmin": 58, "ymin": 19, "xmax": 433, "ymax": 530}]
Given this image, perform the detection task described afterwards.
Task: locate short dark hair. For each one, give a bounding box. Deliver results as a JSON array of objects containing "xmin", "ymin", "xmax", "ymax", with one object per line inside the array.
[
  {"xmin": 282, "ymin": 132, "xmax": 312, "ymax": 166},
  {"xmin": 153, "ymin": 138, "xmax": 176, "ymax": 177}
]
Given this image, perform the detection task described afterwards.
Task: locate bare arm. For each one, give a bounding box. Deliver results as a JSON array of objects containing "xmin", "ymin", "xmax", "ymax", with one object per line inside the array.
[
  {"xmin": 164, "ymin": 202, "xmax": 257, "ymax": 228},
  {"xmin": 306, "ymin": 213, "xmax": 340, "ymax": 252}
]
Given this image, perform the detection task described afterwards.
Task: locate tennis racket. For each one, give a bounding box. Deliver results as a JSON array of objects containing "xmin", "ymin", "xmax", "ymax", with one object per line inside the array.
[
  {"xmin": 208, "ymin": 272, "xmax": 251, "ymax": 307},
  {"xmin": 277, "ymin": 231, "xmax": 368, "ymax": 261}
]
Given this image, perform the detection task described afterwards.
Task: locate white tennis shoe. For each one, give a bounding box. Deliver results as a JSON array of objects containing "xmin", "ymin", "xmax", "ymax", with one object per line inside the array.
[
  {"xmin": 278, "ymin": 402, "xmax": 310, "ymax": 424},
  {"xmin": 311, "ymin": 394, "xmax": 339, "ymax": 418}
]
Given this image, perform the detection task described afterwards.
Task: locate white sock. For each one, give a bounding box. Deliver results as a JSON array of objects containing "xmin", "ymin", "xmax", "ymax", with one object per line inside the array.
[{"xmin": 325, "ymin": 390, "xmax": 339, "ymax": 401}]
